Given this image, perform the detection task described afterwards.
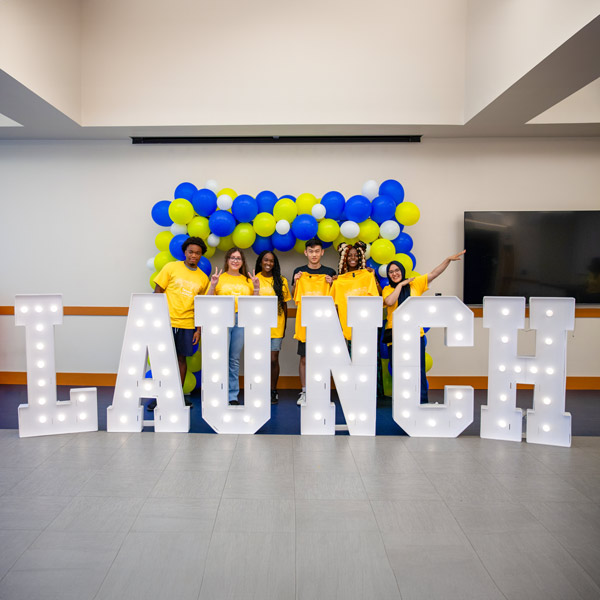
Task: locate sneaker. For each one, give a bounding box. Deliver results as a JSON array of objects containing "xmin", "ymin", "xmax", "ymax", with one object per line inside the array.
[
  {"xmin": 271, "ymin": 390, "xmax": 279, "ymax": 405},
  {"xmin": 184, "ymin": 398, "xmax": 193, "ymax": 408},
  {"xmin": 147, "ymin": 399, "xmax": 157, "ymax": 411},
  {"xmin": 297, "ymin": 391, "xmax": 306, "ymax": 405},
  {"xmin": 229, "ymin": 400, "xmax": 240, "ymax": 406}
]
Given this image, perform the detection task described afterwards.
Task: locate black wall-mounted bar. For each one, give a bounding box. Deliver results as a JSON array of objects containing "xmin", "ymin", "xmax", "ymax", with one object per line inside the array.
[{"xmin": 131, "ymin": 135, "xmax": 421, "ymax": 144}]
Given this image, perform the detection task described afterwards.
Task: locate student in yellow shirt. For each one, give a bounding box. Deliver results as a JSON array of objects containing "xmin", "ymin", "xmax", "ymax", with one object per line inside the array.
[
  {"xmin": 207, "ymin": 247, "xmax": 259, "ymax": 405},
  {"xmin": 383, "ymin": 250, "xmax": 465, "ymax": 403},
  {"xmin": 152, "ymin": 236, "xmax": 210, "ymax": 410},
  {"xmin": 254, "ymin": 251, "xmax": 291, "ymax": 404}
]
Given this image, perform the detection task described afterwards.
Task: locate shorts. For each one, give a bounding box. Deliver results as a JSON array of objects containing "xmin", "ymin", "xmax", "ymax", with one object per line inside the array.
[
  {"xmin": 271, "ymin": 337, "xmax": 283, "ymax": 352},
  {"xmin": 172, "ymin": 328, "xmax": 196, "ymax": 357},
  {"xmin": 297, "ymin": 341, "xmax": 306, "ymax": 357}
]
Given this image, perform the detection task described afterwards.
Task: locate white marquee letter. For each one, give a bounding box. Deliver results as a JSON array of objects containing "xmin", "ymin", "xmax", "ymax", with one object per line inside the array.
[
  {"xmin": 302, "ymin": 296, "xmax": 381, "ymax": 435},
  {"xmin": 108, "ymin": 294, "xmax": 188, "ymax": 433},
  {"xmin": 392, "ymin": 296, "xmax": 474, "ymax": 437},
  {"xmin": 15, "ymin": 294, "xmax": 98, "ymax": 438},
  {"xmin": 481, "ymin": 297, "xmax": 574, "ymax": 447},
  {"xmin": 195, "ymin": 296, "xmax": 277, "ymax": 434}
]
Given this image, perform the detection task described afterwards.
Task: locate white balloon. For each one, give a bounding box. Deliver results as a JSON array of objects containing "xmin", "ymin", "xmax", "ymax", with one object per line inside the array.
[
  {"xmin": 207, "ymin": 233, "xmax": 220, "ymax": 247},
  {"xmin": 205, "ymin": 179, "xmax": 219, "ymax": 192},
  {"xmin": 379, "ymin": 220, "xmax": 401, "ymax": 240},
  {"xmin": 362, "ymin": 180, "xmax": 379, "ymax": 201},
  {"xmin": 170, "ymin": 223, "xmax": 187, "ymax": 236},
  {"xmin": 147, "ymin": 257, "xmax": 156, "ymax": 271},
  {"xmin": 378, "ymin": 264, "xmax": 388, "ymax": 278},
  {"xmin": 311, "ymin": 204, "xmax": 326, "ymax": 220},
  {"xmin": 275, "ymin": 220, "xmax": 290, "ymax": 235},
  {"xmin": 340, "ymin": 221, "xmax": 360, "ymax": 239},
  {"xmin": 217, "ymin": 194, "xmax": 233, "ymax": 210},
  {"xmin": 364, "ymin": 243, "xmax": 371, "ymax": 260}
]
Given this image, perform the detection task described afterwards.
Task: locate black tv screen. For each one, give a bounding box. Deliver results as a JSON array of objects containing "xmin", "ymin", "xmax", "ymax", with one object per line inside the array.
[{"xmin": 463, "ymin": 211, "xmax": 600, "ymax": 305}]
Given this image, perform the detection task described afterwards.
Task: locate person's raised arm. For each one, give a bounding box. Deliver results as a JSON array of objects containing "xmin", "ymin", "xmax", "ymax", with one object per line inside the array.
[
  {"xmin": 250, "ymin": 270, "xmax": 260, "ymax": 296},
  {"xmin": 207, "ymin": 267, "xmax": 222, "ymax": 295},
  {"xmin": 382, "ymin": 278, "xmax": 413, "ymax": 306},
  {"xmin": 427, "ymin": 250, "xmax": 466, "ymax": 284}
]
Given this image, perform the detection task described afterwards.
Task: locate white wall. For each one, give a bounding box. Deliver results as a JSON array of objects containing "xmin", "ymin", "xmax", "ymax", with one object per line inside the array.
[
  {"xmin": 0, "ymin": 0, "xmax": 81, "ymax": 121},
  {"xmin": 0, "ymin": 137, "xmax": 599, "ymax": 377}
]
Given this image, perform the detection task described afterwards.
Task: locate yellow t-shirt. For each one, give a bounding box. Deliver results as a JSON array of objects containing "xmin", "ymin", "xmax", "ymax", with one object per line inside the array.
[
  {"xmin": 330, "ymin": 270, "xmax": 380, "ymax": 340},
  {"xmin": 256, "ymin": 272, "xmax": 291, "ymax": 339},
  {"xmin": 293, "ymin": 273, "xmax": 331, "ymax": 342},
  {"xmin": 382, "ymin": 274, "xmax": 429, "ymax": 337},
  {"xmin": 211, "ymin": 272, "xmax": 254, "ymax": 311},
  {"xmin": 154, "ymin": 261, "xmax": 209, "ymax": 329}
]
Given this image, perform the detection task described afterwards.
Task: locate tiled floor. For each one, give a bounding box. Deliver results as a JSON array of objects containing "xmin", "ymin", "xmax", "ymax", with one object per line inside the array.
[{"xmin": 0, "ymin": 429, "xmax": 599, "ymax": 600}]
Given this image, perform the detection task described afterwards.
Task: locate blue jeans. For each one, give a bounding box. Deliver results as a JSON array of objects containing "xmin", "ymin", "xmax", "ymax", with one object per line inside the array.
[{"xmin": 228, "ymin": 313, "xmax": 245, "ymax": 402}]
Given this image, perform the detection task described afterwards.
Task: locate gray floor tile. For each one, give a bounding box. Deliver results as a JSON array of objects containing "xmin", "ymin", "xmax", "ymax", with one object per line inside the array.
[
  {"xmin": 294, "ymin": 472, "xmax": 367, "ymax": 500},
  {"xmin": 544, "ymin": 468, "xmax": 600, "ymax": 502},
  {"xmin": 0, "ymin": 495, "xmax": 71, "ymax": 530},
  {"xmin": 62, "ymin": 430, "xmax": 131, "ymax": 448},
  {"xmin": 297, "ymin": 531, "xmax": 401, "ymax": 600},
  {"xmin": 293, "ymin": 434, "xmax": 350, "ymax": 452},
  {"xmin": 95, "ymin": 531, "xmax": 210, "ymax": 600},
  {"xmin": 361, "ymin": 473, "xmax": 441, "ymax": 501},
  {"xmin": 412, "ymin": 451, "xmax": 490, "ymax": 474},
  {"xmin": 165, "ymin": 448, "xmax": 233, "ymax": 472},
  {"xmin": 427, "ymin": 472, "xmax": 514, "ymax": 505},
  {"xmin": 296, "ymin": 499, "xmax": 378, "ymax": 532},
  {"xmin": 199, "ymin": 531, "xmax": 295, "ymax": 600},
  {"xmin": 48, "ymin": 495, "xmax": 144, "ymax": 532},
  {"xmin": 77, "ymin": 469, "xmax": 162, "ymax": 498},
  {"xmin": 448, "ymin": 501, "xmax": 546, "ymax": 534},
  {"xmin": 467, "ymin": 530, "xmax": 600, "ymax": 600},
  {"xmin": 494, "ymin": 473, "xmax": 592, "ymax": 502},
  {"xmin": 293, "ymin": 449, "xmax": 358, "ymax": 473},
  {"xmin": 351, "ymin": 447, "xmax": 424, "ymax": 475},
  {"xmin": 0, "ymin": 468, "xmax": 34, "ymax": 495},
  {"xmin": 102, "ymin": 446, "xmax": 176, "ymax": 471},
  {"xmin": 150, "ymin": 470, "xmax": 227, "ymax": 498},
  {"xmin": 40, "ymin": 445, "xmax": 119, "ymax": 469},
  {"xmin": 132, "ymin": 497, "xmax": 220, "ymax": 533},
  {"xmin": 176, "ymin": 433, "xmax": 238, "ymax": 450},
  {"xmin": 214, "ymin": 498, "xmax": 295, "ymax": 532},
  {"xmin": 0, "ymin": 530, "xmax": 40, "ymax": 579},
  {"xmin": 229, "ymin": 447, "xmax": 294, "ymax": 473},
  {"xmin": 382, "ymin": 530, "xmax": 504, "ymax": 600},
  {"xmin": 223, "ymin": 470, "xmax": 295, "ymax": 499},
  {"xmin": 3, "ymin": 466, "xmax": 96, "ymax": 497}
]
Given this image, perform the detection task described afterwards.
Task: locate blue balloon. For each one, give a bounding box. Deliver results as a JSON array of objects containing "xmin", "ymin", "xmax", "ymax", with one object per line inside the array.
[
  {"xmin": 371, "ymin": 195, "xmax": 396, "ymax": 224},
  {"xmin": 380, "ymin": 342, "xmax": 389, "ymax": 359},
  {"xmin": 423, "ymin": 327, "xmax": 430, "ymax": 334},
  {"xmin": 291, "ymin": 214, "xmax": 318, "ymax": 241},
  {"xmin": 256, "ymin": 190, "xmax": 278, "ymax": 214},
  {"xmin": 208, "ymin": 210, "xmax": 236, "ymax": 237},
  {"xmin": 252, "ymin": 235, "xmax": 274, "ymax": 255},
  {"xmin": 393, "ymin": 232, "xmax": 413, "ymax": 254},
  {"xmin": 192, "ymin": 188, "xmax": 217, "ymax": 217},
  {"xmin": 423, "ymin": 335, "xmax": 427, "ymax": 348},
  {"xmin": 379, "ymin": 179, "xmax": 405, "ymax": 204},
  {"xmin": 366, "ymin": 258, "xmax": 380, "ymax": 271},
  {"xmin": 169, "ymin": 234, "xmax": 189, "ymax": 261},
  {"xmin": 344, "ymin": 195, "xmax": 371, "ymax": 222},
  {"xmin": 279, "ymin": 194, "xmax": 296, "ymax": 201},
  {"xmin": 320, "ymin": 240, "xmax": 333, "ymax": 249},
  {"xmin": 174, "ymin": 182, "xmax": 197, "ymax": 200},
  {"xmin": 232, "ymin": 194, "xmax": 258, "ymax": 223},
  {"xmin": 145, "ymin": 369, "xmax": 152, "ymax": 378},
  {"xmin": 199, "ymin": 256, "xmax": 211, "ymax": 277},
  {"xmin": 406, "ymin": 251, "xmax": 416, "ymax": 270},
  {"xmin": 378, "ymin": 277, "xmax": 390, "ymax": 288},
  {"xmin": 321, "ymin": 191, "xmax": 345, "ymax": 220},
  {"xmin": 387, "ymin": 360, "xmax": 392, "ymax": 374},
  {"xmin": 151, "ymin": 201, "xmax": 173, "ymax": 227},
  {"xmin": 272, "ymin": 230, "xmax": 296, "ymax": 252}
]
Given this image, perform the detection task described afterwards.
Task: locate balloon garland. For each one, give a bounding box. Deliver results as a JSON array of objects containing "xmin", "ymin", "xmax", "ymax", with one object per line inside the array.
[{"xmin": 147, "ymin": 178, "xmax": 427, "ymax": 391}]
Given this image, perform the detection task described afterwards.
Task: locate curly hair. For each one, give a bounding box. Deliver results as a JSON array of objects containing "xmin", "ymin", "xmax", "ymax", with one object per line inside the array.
[
  {"xmin": 223, "ymin": 247, "xmax": 250, "ymax": 279},
  {"xmin": 337, "ymin": 241, "xmax": 367, "ymax": 274},
  {"xmin": 254, "ymin": 250, "xmax": 286, "ymax": 315}
]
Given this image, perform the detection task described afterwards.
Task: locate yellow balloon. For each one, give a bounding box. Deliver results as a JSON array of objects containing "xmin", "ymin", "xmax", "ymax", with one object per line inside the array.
[
  {"xmin": 217, "ymin": 234, "xmax": 234, "ymax": 252},
  {"xmin": 253, "ymin": 212, "xmax": 277, "ymax": 237},
  {"xmin": 296, "ymin": 192, "xmax": 318, "ymax": 215},
  {"xmin": 168, "ymin": 198, "xmax": 195, "ymax": 225},
  {"xmin": 182, "ymin": 370, "xmax": 196, "ymax": 394},
  {"xmin": 154, "ymin": 250, "xmax": 176, "ymax": 272},
  {"xmin": 358, "ymin": 220, "xmax": 380, "ymax": 244},
  {"xmin": 187, "ymin": 350, "xmax": 202, "ymax": 372},
  {"xmin": 217, "ymin": 188, "xmax": 238, "ymax": 200},
  {"xmin": 150, "ymin": 271, "xmax": 158, "ymax": 290},
  {"xmin": 155, "ymin": 231, "xmax": 173, "ymax": 251},
  {"xmin": 317, "ymin": 218, "xmax": 340, "ymax": 243},
  {"xmin": 232, "ymin": 223, "xmax": 256, "ymax": 249},
  {"xmin": 204, "ymin": 245, "xmax": 216, "ymax": 258},
  {"xmin": 273, "ymin": 198, "xmax": 297, "ymax": 223},
  {"xmin": 370, "ymin": 239, "xmax": 395, "ymax": 264},
  {"xmin": 424, "ymin": 352, "xmax": 433, "ymax": 372},
  {"xmin": 393, "ymin": 252, "xmax": 414, "ymax": 271},
  {"xmin": 188, "ymin": 216, "xmax": 210, "ymax": 239},
  {"xmin": 294, "ymin": 238, "xmax": 306, "ymax": 254},
  {"xmin": 395, "ymin": 202, "xmax": 420, "ymax": 226},
  {"xmin": 333, "ymin": 233, "xmax": 358, "ymax": 250}
]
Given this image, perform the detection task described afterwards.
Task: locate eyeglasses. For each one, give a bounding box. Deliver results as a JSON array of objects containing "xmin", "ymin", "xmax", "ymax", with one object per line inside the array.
[{"xmin": 229, "ymin": 256, "xmax": 242, "ymax": 262}]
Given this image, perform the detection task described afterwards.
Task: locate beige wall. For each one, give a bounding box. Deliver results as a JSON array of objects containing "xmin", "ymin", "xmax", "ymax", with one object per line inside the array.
[{"xmin": 0, "ymin": 136, "xmax": 598, "ymax": 378}]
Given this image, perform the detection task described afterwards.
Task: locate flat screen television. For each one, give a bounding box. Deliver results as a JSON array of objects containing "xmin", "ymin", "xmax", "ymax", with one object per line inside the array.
[{"xmin": 463, "ymin": 211, "xmax": 600, "ymax": 305}]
